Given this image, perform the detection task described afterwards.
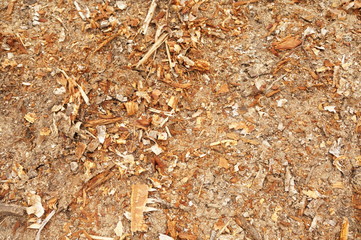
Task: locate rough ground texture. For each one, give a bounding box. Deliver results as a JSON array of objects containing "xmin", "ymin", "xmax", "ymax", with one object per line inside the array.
[{"xmin": 1, "ymin": 0, "xmax": 361, "ymax": 239}]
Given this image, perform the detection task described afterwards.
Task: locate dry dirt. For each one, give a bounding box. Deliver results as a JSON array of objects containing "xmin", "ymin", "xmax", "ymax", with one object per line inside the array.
[{"xmin": 1, "ymin": 0, "xmax": 361, "ymax": 240}]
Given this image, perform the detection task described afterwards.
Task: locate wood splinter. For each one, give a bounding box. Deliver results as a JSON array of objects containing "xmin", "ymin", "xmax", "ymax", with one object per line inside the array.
[
  {"xmin": 136, "ymin": 33, "xmax": 168, "ymax": 68},
  {"xmin": 235, "ymin": 215, "xmax": 263, "ymax": 240}
]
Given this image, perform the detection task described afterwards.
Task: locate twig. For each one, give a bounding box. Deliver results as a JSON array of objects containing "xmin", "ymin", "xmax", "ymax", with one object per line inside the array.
[
  {"xmin": 266, "ymin": 74, "xmax": 286, "ymax": 92},
  {"xmin": 139, "ymin": 0, "xmax": 157, "ymax": 35},
  {"xmin": 88, "ymin": 234, "xmax": 114, "ymax": 240},
  {"xmin": 155, "ymin": 24, "xmax": 165, "ymax": 41},
  {"xmin": 66, "ymin": 164, "xmax": 116, "ymax": 210},
  {"xmin": 53, "ymin": 15, "xmax": 68, "ymax": 31},
  {"xmin": 58, "ymin": 68, "xmax": 90, "ymax": 105},
  {"xmin": 166, "ymin": 0, "xmax": 172, "ymax": 22},
  {"xmin": 235, "ymin": 215, "xmax": 262, "ymax": 240},
  {"xmin": 209, "ymin": 230, "xmax": 217, "ymax": 240},
  {"xmin": 15, "ymin": 33, "xmax": 27, "ymax": 51},
  {"xmin": 83, "ymin": 117, "xmax": 123, "ymax": 127},
  {"xmin": 165, "ymin": 126, "xmax": 172, "ymax": 138},
  {"xmin": 148, "ymin": 107, "xmax": 174, "ymax": 117},
  {"xmin": 305, "ymin": 165, "xmax": 317, "ymax": 184},
  {"xmin": 197, "ymin": 180, "xmax": 204, "ymax": 198},
  {"xmin": 6, "ymin": 0, "xmax": 16, "ymax": 16},
  {"xmin": 0, "ymin": 203, "xmax": 26, "ymax": 217},
  {"xmin": 218, "ymin": 219, "xmax": 232, "ymax": 235},
  {"xmin": 35, "ymin": 210, "xmax": 56, "ymax": 240},
  {"xmin": 152, "ymin": 24, "xmax": 166, "ymax": 61},
  {"xmin": 136, "ymin": 33, "xmax": 168, "ymax": 68},
  {"xmin": 93, "ymin": 30, "xmax": 122, "ymax": 54},
  {"xmin": 165, "ymin": 40, "xmax": 174, "ymax": 70}
]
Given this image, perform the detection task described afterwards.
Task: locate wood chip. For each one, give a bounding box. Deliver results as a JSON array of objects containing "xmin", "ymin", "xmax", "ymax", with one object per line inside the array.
[
  {"xmin": 167, "ymin": 96, "xmax": 178, "ymax": 110},
  {"xmin": 88, "ymin": 235, "xmax": 114, "ymax": 240},
  {"xmin": 84, "ymin": 117, "xmax": 123, "ymax": 127},
  {"xmin": 6, "ymin": 0, "xmax": 16, "ymax": 16},
  {"xmin": 75, "ymin": 142, "xmax": 87, "ymax": 159},
  {"xmin": 131, "ymin": 184, "xmax": 149, "ymax": 232},
  {"xmin": 39, "ymin": 127, "xmax": 51, "ymax": 136},
  {"xmin": 265, "ymin": 89, "xmax": 281, "ymax": 97},
  {"xmin": 339, "ymin": 217, "xmax": 349, "ymax": 240},
  {"xmin": 233, "ymin": 0, "xmax": 259, "ymax": 7},
  {"xmin": 239, "ymin": 137, "xmax": 260, "ymax": 145},
  {"xmin": 160, "ymin": 79, "xmax": 192, "ymax": 89},
  {"xmin": 302, "ymin": 190, "xmax": 321, "ymax": 199},
  {"xmin": 217, "ymin": 83, "xmax": 229, "ymax": 94},
  {"xmin": 229, "ymin": 121, "xmax": 255, "ymax": 133},
  {"xmin": 24, "ymin": 112, "xmax": 37, "ymax": 123},
  {"xmin": 125, "ymin": 101, "xmax": 139, "ymax": 116},
  {"xmin": 74, "ymin": 1, "xmax": 90, "ymax": 21},
  {"xmin": 210, "ymin": 139, "xmax": 238, "ymax": 146},
  {"xmin": 219, "ymin": 157, "xmax": 230, "ymax": 169},
  {"xmin": 193, "ymin": 59, "xmax": 210, "ymax": 72},
  {"xmin": 114, "ymin": 220, "xmax": 124, "ymax": 237},
  {"xmin": 273, "ymin": 36, "xmax": 302, "ymax": 50}
]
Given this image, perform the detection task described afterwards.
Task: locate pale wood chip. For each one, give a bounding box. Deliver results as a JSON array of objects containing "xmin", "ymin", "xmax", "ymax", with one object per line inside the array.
[
  {"xmin": 125, "ymin": 101, "xmax": 139, "ymax": 116},
  {"xmin": 340, "ymin": 217, "xmax": 349, "ymax": 240},
  {"xmin": 131, "ymin": 184, "xmax": 149, "ymax": 232},
  {"xmin": 139, "ymin": 0, "xmax": 157, "ymax": 35}
]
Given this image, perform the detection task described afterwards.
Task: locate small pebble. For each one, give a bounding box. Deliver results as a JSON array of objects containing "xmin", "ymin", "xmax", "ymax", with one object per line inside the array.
[
  {"xmin": 70, "ymin": 162, "xmax": 79, "ymax": 172},
  {"xmin": 53, "ymin": 86, "xmax": 66, "ymax": 95},
  {"xmin": 116, "ymin": 1, "xmax": 127, "ymax": 10}
]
